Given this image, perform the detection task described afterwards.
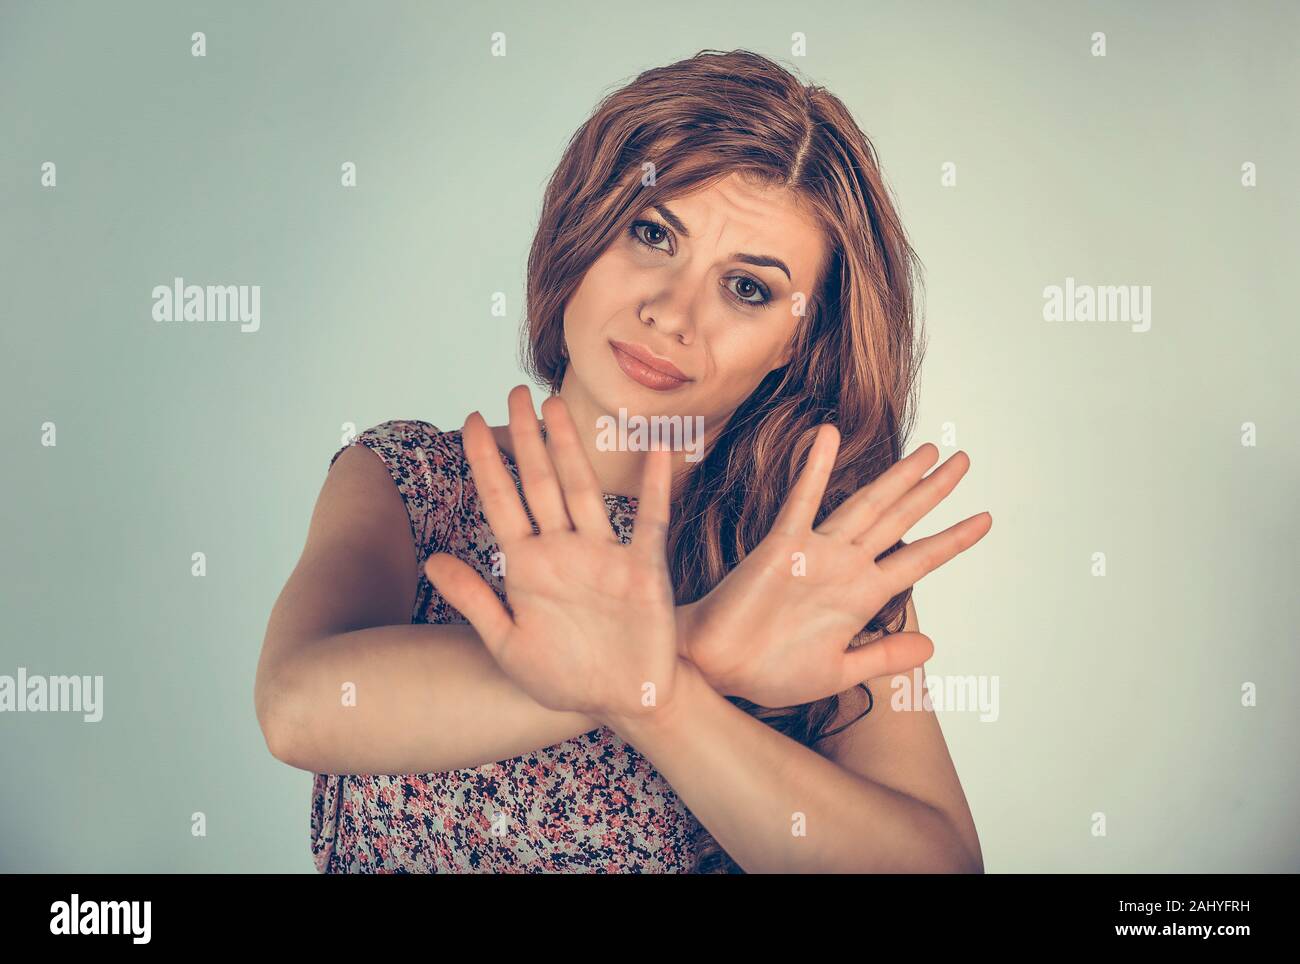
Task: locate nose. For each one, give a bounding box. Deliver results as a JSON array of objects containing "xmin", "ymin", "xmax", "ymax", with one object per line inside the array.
[{"xmin": 639, "ymin": 289, "xmax": 696, "ymax": 345}]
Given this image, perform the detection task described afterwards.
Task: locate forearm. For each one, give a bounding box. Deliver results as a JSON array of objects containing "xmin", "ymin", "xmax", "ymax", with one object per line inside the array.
[
  {"xmin": 605, "ymin": 660, "xmax": 979, "ymax": 873},
  {"xmin": 258, "ymin": 605, "xmax": 704, "ymax": 775},
  {"xmin": 259, "ymin": 621, "xmax": 599, "ymax": 775}
]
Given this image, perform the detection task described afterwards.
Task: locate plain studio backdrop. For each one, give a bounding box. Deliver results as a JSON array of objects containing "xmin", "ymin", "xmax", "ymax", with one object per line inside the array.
[{"xmin": 1, "ymin": 0, "xmax": 1296, "ymax": 872}]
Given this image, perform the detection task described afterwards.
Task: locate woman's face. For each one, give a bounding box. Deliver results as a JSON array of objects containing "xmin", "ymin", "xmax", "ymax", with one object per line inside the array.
[{"xmin": 559, "ymin": 171, "xmax": 830, "ymax": 435}]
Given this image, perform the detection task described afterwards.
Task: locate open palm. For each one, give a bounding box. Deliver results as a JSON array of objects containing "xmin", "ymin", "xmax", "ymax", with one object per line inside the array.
[
  {"xmin": 679, "ymin": 425, "xmax": 992, "ymax": 707},
  {"xmin": 423, "ymin": 387, "xmax": 680, "ymax": 723}
]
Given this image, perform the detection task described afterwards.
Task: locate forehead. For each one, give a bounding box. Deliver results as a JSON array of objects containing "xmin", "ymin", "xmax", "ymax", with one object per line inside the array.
[{"xmin": 656, "ymin": 173, "xmax": 829, "ymax": 285}]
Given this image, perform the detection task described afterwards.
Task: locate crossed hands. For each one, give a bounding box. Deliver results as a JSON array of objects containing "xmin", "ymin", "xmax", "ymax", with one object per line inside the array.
[{"xmin": 423, "ymin": 386, "xmax": 992, "ymax": 729}]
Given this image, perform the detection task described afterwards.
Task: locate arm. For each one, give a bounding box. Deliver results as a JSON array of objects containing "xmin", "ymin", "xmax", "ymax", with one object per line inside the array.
[
  {"xmin": 259, "ymin": 624, "xmax": 602, "ymax": 776},
  {"xmin": 254, "ymin": 443, "xmax": 601, "ymax": 774},
  {"xmin": 600, "ymin": 598, "xmax": 983, "ymax": 873},
  {"xmin": 815, "ymin": 597, "xmax": 983, "ymax": 871}
]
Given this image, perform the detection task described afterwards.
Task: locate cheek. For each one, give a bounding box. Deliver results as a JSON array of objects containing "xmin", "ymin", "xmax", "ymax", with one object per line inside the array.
[
  {"xmin": 707, "ymin": 327, "xmax": 789, "ymax": 392},
  {"xmin": 565, "ymin": 257, "xmax": 629, "ymax": 335},
  {"xmin": 723, "ymin": 318, "xmax": 793, "ymax": 366}
]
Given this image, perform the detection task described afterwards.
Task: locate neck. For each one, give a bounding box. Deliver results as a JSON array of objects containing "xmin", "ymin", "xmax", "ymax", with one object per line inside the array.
[{"xmin": 556, "ymin": 376, "xmax": 717, "ymax": 500}]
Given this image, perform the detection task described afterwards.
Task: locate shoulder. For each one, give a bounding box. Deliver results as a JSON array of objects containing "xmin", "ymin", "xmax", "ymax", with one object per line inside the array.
[
  {"xmin": 328, "ymin": 419, "xmax": 469, "ymax": 551},
  {"xmin": 331, "ymin": 419, "xmax": 464, "ymax": 475},
  {"xmin": 339, "ymin": 418, "xmax": 442, "ymax": 455}
]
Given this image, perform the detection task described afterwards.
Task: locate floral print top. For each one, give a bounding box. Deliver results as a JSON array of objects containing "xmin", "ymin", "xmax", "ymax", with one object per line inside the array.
[{"xmin": 310, "ymin": 419, "xmax": 701, "ymax": 872}]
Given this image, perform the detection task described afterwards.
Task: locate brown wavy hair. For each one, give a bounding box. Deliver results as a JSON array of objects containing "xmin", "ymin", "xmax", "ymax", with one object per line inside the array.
[{"xmin": 521, "ymin": 49, "xmax": 926, "ymax": 873}]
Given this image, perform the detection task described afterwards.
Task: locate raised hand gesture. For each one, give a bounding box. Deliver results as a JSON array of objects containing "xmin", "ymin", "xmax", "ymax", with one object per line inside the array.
[
  {"xmin": 678, "ymin": 425, "xmax": 992, "ymax": 708},
  {"xmin": 423, "ymin": 387, "xmax": 681, "ymax": 726}
]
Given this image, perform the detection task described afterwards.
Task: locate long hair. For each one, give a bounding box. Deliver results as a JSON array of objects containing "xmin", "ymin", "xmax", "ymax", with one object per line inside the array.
[{"xmin": 521, "ymin": 49, "xmax": 926, "ymax": 872}]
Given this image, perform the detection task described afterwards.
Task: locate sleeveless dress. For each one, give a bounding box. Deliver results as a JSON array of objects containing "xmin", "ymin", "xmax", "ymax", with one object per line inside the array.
[{"xmin": 310, "ymin": 419, "xmax": 702, "ymax": 872}]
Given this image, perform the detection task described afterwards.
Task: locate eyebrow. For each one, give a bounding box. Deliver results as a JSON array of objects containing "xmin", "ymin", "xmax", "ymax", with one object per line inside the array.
[{"xmin": 652, "ymin": 203, "xmax": 793, "ymax": 282}]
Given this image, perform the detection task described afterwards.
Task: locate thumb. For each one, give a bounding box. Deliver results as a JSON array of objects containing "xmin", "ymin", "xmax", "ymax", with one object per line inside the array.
[
  {"xmin": 838, "ymin": 631, "xmax": 933, "ymax": 691},
  {"xmin": 423, "ymin": 552, "xmax": 514, "ymax": 654}
]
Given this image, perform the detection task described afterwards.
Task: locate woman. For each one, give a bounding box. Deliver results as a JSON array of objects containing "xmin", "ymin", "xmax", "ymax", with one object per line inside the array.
[{"xmin": 254, "ymin": 48, "xmax": 992, "ymax": 873}]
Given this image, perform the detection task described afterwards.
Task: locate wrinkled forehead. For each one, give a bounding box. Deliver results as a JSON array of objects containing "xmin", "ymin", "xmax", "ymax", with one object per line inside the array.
[{"xmin": 648, "ymin": 174, "xmax": 832, "ymax": 289}]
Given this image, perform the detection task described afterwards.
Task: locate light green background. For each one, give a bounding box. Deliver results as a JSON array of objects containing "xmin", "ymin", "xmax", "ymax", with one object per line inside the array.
[{"xmin": 2, "ymin": 0, "xmax": 1296, "ymax": 872}]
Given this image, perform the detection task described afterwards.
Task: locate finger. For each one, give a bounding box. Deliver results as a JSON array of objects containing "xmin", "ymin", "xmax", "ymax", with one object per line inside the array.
[
  {"xmin": 838, "ymin": 631, "xmax": 934, "ymax": 691},
  {"xmin": 423, "ymin": 553, "xmax": 515, "ymax": 655},
  {"xmin": 875, "ymin": 511, "xmax": 992, "ymax": 590},
  {"xmin": 539, "ymin": 394, "xmax": 615, "ymax": 537},
  {"xmin": 631, "ymin": 444, "xmax": 673, "ymax": 558},
  {"xmin": 462, "ymin": 410, "xmax": 534, "ymax": 543},
  {"xmin": 816, "ymin": 442, "xmax": 940, "ymax": 540},
  {"xmin": 770, "ymin": 424, "xmax": 840, "ymax": 536},
  {"xmin": 855, "ymin": 450, "xmax": 972, "ymax": 557},
  {"xmin": 507, "ymin": 384, "xmax": 571, "ymax": 533}
]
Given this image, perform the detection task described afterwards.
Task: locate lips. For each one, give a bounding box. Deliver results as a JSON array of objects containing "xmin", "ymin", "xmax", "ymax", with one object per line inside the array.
[
  {"xmin": 608, "ymin": 339, "xmax": 692, "ymax": 392},
  {"xmin": 609, "ymin": 339, "xmax": 690, "ymax": 381}
]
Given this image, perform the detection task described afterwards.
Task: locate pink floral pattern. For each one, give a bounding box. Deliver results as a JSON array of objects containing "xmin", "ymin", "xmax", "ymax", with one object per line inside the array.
[{"xmin": 310, "ymin": 420, "xmax": 700, "ymax": 872}]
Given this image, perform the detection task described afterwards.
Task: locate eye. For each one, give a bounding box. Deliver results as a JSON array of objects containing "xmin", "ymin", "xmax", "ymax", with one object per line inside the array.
[
  {"xmin": 629, "ymin": 219, "xmax": 674, "ymax": 254},
  {"xmin": 629, "ymin": 217, "xmax": 774, "ymax": 311},
  {"xmin": 724, "ymin": 274, "xmax": 772, "ymax": 308}
]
